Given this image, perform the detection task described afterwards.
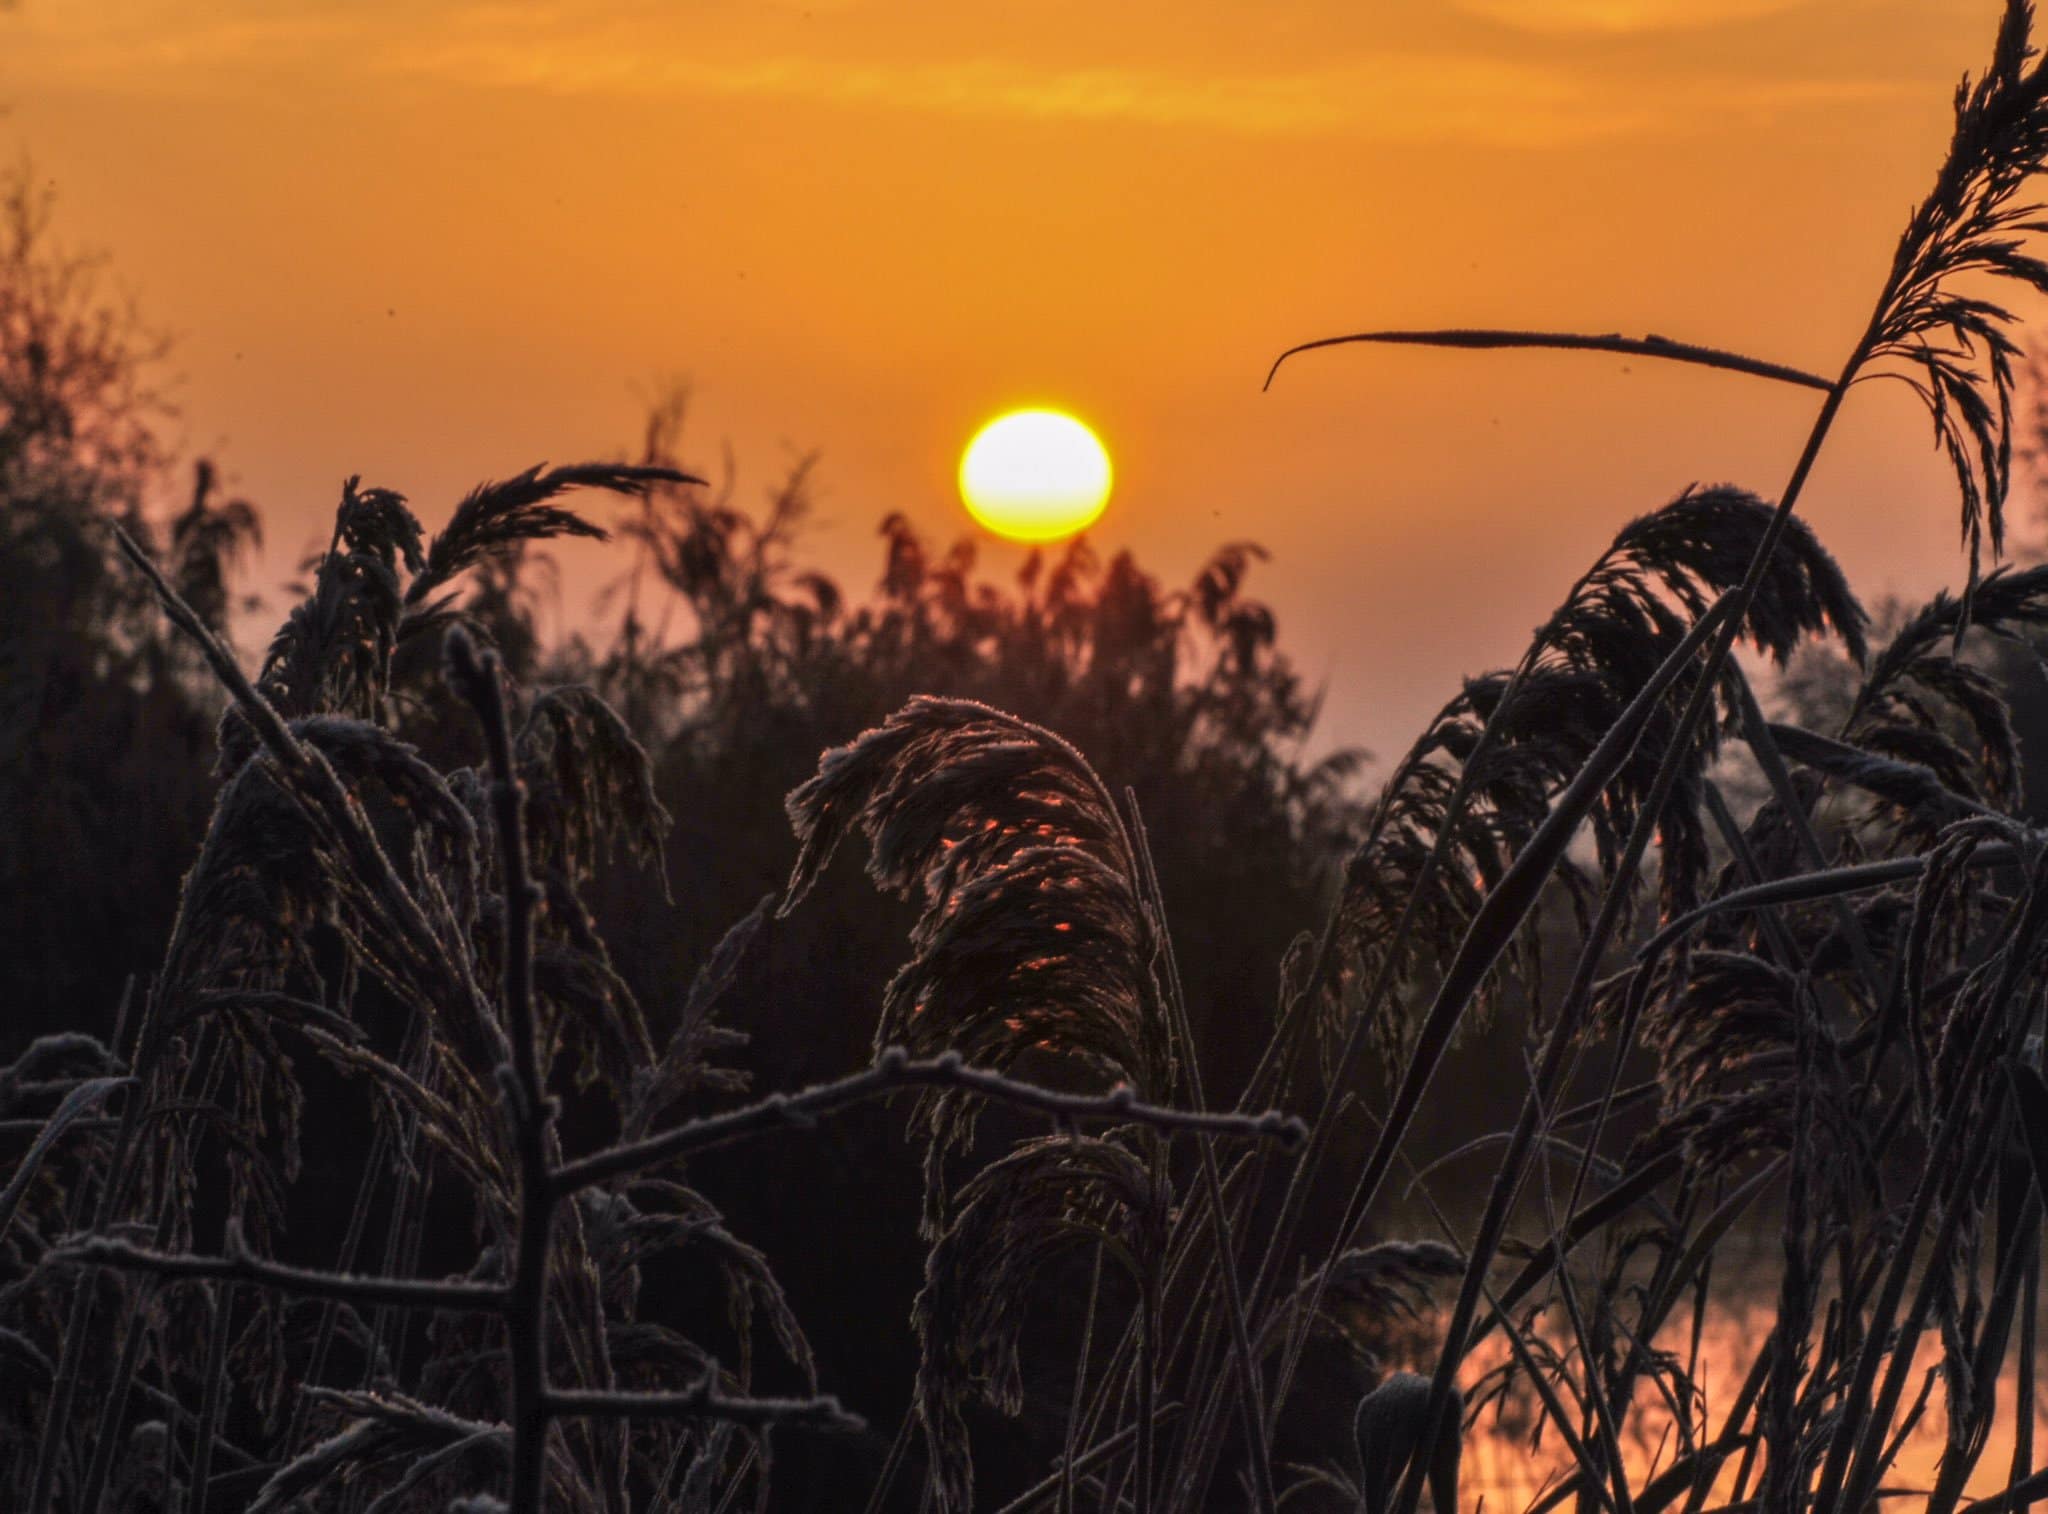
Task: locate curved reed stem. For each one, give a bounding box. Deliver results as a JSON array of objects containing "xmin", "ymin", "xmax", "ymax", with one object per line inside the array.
[
  {"xmin": 51, "ymin": 1225, "xmax": 511, "ymax": 1313},
  {"xmin": 1263, "ymin": 328, "xmax": 1836, "ymax": 394},
  {"xmin": 551, "ymin": 1049, "xmax": 1303, "ymax": 1197}
]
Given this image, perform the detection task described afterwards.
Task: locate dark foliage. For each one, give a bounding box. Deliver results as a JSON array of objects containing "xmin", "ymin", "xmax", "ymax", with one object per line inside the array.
[{"xmin": 19, "ymin": 6, "xmax": 2048, "ymax": 1513}]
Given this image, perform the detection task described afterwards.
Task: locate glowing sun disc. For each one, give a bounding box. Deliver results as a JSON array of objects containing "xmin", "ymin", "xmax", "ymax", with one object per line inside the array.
[{"xmin": 959, "ymin": 409, "xmax": 1113, "ymax": 542}]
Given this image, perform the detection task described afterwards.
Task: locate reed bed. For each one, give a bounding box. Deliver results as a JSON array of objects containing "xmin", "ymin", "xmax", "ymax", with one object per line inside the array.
[{"xmin": 14, "ymin": 2, "xmax": 2048, "ymax": 1510}]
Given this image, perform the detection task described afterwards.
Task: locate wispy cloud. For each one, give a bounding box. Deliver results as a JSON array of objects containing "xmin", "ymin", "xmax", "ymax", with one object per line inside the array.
[
  {"xmin": 1454, "ymin": 0, "xmax": 1812, "ymax": 34},
  {"xmin": 375, "ymin": 34, "xmax": 1905, "ymax": 147},
  {"xmin": 5, "ymin": 0, "xmax": 1909, "ymax": 148},
  {"xmin": 377, "ymin": 41, "xmax": 1568, "ymax": 141},
  {"xmin": 0, "ymin": 4, "xmax": 368, "ymax": 75}
]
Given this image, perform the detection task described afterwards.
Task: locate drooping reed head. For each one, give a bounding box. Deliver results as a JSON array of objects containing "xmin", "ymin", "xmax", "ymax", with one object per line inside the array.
[{"xmin": 783, "ymin": 697, "xmax": 1172, "ymax": 1219}]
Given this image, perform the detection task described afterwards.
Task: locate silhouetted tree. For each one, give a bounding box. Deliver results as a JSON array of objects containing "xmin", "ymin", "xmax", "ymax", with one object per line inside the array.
[{"xmin": 0, "ymin": 170, "xmax": 258, "ymax": 1041}]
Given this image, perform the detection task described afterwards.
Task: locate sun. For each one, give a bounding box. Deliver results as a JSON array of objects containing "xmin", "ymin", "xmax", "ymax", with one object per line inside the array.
[{"xmin": 958, "ymin": 408, "xmax": 1113, "ymax": 542}]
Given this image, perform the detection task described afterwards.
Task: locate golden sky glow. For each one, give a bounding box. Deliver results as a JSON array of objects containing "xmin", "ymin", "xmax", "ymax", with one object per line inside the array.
[{"xmin": 0, "ymin": 0, "xmax": 2019, "ymax": 752}]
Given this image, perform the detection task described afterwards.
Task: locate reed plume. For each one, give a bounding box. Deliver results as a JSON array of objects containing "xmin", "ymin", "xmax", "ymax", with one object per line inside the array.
[{"xmin": 783, "ymin": 695, "xmax": 1173, "ymax": 1225}]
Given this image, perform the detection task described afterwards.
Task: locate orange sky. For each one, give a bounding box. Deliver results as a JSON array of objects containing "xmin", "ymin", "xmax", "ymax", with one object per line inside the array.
[{"xmin": 0, "ymin": 0, "xmax": 2023, "ymax": 754}]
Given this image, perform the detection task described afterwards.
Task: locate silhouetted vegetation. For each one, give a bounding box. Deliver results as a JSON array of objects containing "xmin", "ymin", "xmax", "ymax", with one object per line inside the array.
[
  {"xmin": 0, "ymin": 169, "xmax": 258, "ymax": 1042},
  {"xmin": 19, "ymin": 4, "xmax": 2048, "ymax": 1512}
]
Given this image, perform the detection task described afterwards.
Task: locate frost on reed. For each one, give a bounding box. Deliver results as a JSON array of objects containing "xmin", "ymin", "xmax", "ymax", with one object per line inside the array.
[
  {"xmin": 1, "ymin": 458, "xmax": 1297, "ymax": 1514},
  {"xmin": 784, "ymin": 4, "xmax": 2048, "ymax": 1511},
  {"xmin": 19, "ymin": 2, "xmax": 2048, "ymax": 1511},
  {"xmin": 1326, "ymin": 486, "xmax": 1865, "ymax": 1070},
  {"xmin": 785, "ymin": 698, "xmax": 1172, "ymax": 1216}
]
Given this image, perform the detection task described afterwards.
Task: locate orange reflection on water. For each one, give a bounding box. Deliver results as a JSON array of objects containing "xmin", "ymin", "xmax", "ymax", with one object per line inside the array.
[{"xmin": 1456, "ymin": 1292, "xmax": 2048, "ymax": 1512}]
